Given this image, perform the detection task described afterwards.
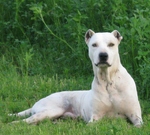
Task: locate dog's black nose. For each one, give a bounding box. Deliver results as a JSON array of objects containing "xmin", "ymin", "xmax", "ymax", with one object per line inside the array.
[{"xmin": 99, "ymin": 53, "xmax": 108, "ymax": 62}]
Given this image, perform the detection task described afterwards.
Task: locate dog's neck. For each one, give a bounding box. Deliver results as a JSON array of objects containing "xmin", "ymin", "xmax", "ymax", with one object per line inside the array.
[{"xmin": 93, "ymin": 58, "xmax": 121, "ymax": 84}]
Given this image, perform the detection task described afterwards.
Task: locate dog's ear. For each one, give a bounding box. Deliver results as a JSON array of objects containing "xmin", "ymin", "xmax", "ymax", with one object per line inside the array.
[
  {"xmin": 112, "ymin": 30, "xmax": 123, "ymax": 42},
  {"xmin": 85, "ymin": 29, "xmax": 95, "ymax": 45}
]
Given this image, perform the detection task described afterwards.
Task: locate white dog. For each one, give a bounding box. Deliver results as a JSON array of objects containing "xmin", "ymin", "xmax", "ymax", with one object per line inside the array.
[{"xmin": 10, "ymin": 29, "xmax": 143, "ymax": 127}]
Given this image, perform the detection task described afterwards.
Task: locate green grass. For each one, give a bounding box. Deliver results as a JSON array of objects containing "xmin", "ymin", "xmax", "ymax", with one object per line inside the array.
[
  {"xmin": 1, "ymin": 117, "xmax": 150, "ymax": 135},
  {"xmin": 0, "ymin": 63, "xmax": 150, "ymax": 135},
  {"xmin": 0, "ymin": 0, "xmax": 150, "ymax": 134}
]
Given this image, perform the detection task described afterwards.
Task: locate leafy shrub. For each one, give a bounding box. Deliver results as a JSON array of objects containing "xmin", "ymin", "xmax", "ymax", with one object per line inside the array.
[{"xmin": 0, "ymin": 0, "xmax": 150, "ymax": 99}]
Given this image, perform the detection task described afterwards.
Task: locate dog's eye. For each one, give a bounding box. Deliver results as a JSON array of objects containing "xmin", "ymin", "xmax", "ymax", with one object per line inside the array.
[
  {"xmin": 108, "ymin": 43, "xmax": 114, "ymax": 47},
  {"xmin": 92, "ymin": 43, "xmax": 97, "ymax": 47}
]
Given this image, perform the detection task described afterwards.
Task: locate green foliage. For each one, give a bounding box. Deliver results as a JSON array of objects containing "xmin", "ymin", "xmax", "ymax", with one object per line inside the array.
[
  {"xmin": 102, "ymin": 0, "xmax": 150, "ymax": 99},
  {"xmin": 0, "ymin": 1, "xmax": 150, "ymax": 98}
]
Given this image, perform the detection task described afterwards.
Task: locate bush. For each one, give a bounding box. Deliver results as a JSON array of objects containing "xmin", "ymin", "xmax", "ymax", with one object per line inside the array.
[{"xmin": 0, "ymin": 0, "xmax": 150, "ymax": 99}]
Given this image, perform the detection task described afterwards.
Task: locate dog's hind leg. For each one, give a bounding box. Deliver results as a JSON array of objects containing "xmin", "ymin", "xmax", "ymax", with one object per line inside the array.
[{"xmin": 22, "ymin": 108, "xmax": 65, "ymax": 124}]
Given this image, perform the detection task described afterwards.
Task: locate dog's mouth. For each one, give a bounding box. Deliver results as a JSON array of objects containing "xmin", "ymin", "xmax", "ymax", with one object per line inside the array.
[{"xmin": 95, "ymin": 62, "xmax": 111, "ymax": 67}]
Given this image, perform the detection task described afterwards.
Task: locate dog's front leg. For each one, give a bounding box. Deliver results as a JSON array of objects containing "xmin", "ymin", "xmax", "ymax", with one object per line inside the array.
[{"xmin": 126, "ymin": 113, "xmax": 143, "ymax": 127}]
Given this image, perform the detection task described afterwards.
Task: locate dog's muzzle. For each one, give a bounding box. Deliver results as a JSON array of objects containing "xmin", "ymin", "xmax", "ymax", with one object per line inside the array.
[{"xmin": 95, "ymin": 52, "xmax": 111, "ymax": 67}]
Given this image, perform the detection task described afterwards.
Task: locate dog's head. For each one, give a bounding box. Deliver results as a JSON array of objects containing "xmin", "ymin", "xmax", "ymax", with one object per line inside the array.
[{"xmin": 85, "ymin": 29, "xmax": 123, "ymax": 68}]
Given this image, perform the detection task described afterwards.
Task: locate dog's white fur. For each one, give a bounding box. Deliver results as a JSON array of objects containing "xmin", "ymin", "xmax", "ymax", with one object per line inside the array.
[{"xmin": 10, "ymin": 30, "xmax": 143, "ymax": 127}]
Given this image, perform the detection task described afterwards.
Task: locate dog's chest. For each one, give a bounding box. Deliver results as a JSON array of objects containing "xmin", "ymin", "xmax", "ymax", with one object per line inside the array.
[
  {"xmin": 106, "ymin": 82, "xmax": 122, "ymax": 102},
  {"xmin": 94, "ymin": 80, "xmax": 124, "ymax": 113}
]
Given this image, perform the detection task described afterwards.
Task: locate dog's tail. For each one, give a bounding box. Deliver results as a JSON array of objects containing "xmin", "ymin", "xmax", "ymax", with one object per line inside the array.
[
  {"xmin": 17, "ymin": 108, "xmax": 32, "ymax": 117},
  {"xmin": 9, "ymin": 108, "xmax": 32, "ymax": 117}
]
